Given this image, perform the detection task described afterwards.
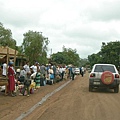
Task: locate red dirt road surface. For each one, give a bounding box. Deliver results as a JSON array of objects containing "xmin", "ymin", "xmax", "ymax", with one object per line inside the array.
[{"xmin": 0, "ymin": 72, "xmax": 120, "ymax": 120}]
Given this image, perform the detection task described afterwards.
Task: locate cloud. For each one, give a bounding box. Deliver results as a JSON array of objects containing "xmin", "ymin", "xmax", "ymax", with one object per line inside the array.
[
  {"xmin": 87, "ymin": 1, "xmax": 120, "ymax": 21},
  {"xmin": 0, "ymin": 0, "xmax": 120, "ymax": 59}
]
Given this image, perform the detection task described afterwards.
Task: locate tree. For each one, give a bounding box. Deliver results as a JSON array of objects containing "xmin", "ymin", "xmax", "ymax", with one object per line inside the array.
[
  {"xmin": 0, "ymin": 22, "xmax": 16, "ymax": 49},
  {"xmin": 88, "ymin": 41, "xmax": 120, "ymax": 68},
  {"xmin": 51, "ymin": 46, "xmax": 80, "ymax": 66},
  {"xmin": 21, "ymin": 30, "xmax": 49, "ymax": 65},
  {"xmin": 100, "ymin": 41, "xmax": 120, "ymax": 67},
  {"xmin": 88, "ymin": 53, "xmax": 99, "ymax": 67},
  {"xmin": 79, "ymin": 58, "xmax": 89, "ymax": 67}
]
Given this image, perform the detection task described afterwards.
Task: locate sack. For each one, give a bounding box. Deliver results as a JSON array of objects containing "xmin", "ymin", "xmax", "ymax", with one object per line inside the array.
[
  {"xmin": 23, "ymin": 89, "xmax": 27, "ymax": 96},
  {"xmin": 20, "ymin": 86, "xmax": 26, "ymax": 95},
  {"xmin": 30, "ymin": 82, "xmax": 36, "ymax": 88},
  {"xmin": 19, "ymin": 85, "xmax": 24, "ymax": 93},
  {"xmin": 50, "ymin": 74, "xmax": 54, "ymax": 79},
  {"xmin": 30, "ymin": 88, "xmax": 34, "ymax": 94}
]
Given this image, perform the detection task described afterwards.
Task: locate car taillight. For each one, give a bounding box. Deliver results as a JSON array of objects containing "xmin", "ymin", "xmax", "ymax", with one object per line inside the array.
[
  {"xmin": 90, "ymin": 73, "xmax": 95, "ymax": 77},
  {"xmin": 115, "ymin": 74, "xmax": 119, "ymax": 78}
]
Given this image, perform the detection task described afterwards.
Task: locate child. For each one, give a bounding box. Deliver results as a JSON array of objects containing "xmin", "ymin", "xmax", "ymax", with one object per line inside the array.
[{"xmin": 21, "ymin": 74, "xmax": 31, "ymax": 97}]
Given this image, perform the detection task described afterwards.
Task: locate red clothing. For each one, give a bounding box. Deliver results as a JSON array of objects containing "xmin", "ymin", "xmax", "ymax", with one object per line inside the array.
[{"xmin": 8, "ymin": 66, "xmax": 15, "ymax": 91}]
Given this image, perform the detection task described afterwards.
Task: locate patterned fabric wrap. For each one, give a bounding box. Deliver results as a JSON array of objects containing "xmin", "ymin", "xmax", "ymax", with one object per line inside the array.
[{"xmin": 34, "ymin": 72, "xmax": 41, "ymax": 87}]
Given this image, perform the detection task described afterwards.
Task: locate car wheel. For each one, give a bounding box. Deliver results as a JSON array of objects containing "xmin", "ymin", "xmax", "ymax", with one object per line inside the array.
[
  {"xmin": 101, "ymin": 71, "xmax": 114, "ymax": 85},
  {"xmin": 114, "ymin": 85, "xmax": 119, "ymax": 93}
]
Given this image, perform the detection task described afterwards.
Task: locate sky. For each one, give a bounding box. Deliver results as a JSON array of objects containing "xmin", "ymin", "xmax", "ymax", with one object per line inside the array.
[{"xmin": 0, "ymin": 0, "xmax": 120, "ymax": 58}]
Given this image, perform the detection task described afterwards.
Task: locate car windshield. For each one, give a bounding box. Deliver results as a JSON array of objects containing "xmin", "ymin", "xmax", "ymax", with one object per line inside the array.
[{"xmin": 94, "ymin": 65, "xmax": 116, "ymax": 73}]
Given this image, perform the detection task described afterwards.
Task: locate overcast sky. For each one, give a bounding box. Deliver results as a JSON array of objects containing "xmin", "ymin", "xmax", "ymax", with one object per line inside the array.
[{"xmin": 0, "ymin": 0, "xmax": 120, "ymax": 58}]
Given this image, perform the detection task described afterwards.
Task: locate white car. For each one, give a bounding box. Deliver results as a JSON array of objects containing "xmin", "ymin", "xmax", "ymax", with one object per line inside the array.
[
  {"xmin": 74, "ymin": 68, "xmax": 80, "ymax": 75},
  {"xmin": 89, "ymin": 64, "xmax": 120, "ymax": 93}
]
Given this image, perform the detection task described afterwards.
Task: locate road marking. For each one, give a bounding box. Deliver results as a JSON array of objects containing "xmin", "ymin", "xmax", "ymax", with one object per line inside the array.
[{"xmin": 16, "ymin": 80, "xmax": 72, "ymax": 120}]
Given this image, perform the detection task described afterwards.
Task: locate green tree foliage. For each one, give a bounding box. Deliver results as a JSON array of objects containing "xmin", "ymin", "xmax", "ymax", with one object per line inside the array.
[
  {"xmin": 0, "ymin": 22, "xmax": 16, "ymax": 49},
  {"xmin": 79, "ymin": 58, "xmax": 89, "ymax": 67},
  {"xmin": 88, "ymin": 53, "xmax": 100, "ymax": 67},
  {"xmin": 100, "ymin": 41, "xmax": 120, "ymax": 67},
  {"xmin": 21, "ymin": 30, "xmax": 49, "ymax": 65},
  {"xmin": 88, "ymin": 41, "xmax": 120, "ymax": 68},
  {"xmin": 51, "ymin": 46, "xmax": 80, "ymax": 66}
]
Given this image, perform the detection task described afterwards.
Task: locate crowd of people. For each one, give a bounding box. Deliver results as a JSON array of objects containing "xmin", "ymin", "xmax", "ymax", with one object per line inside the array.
[
  {"xmin": 1, "ymin": 61, "xmax": 85, "ymax": 97},
  {"xmin": 2, "ymin": 61, "xmax": 120, "ymax": 98}
]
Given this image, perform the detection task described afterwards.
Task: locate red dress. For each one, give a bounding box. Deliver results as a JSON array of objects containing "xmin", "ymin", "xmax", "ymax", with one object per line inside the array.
[{"xmin": 8, "ymin": 66, "xmax": 15, "ymax": 91}]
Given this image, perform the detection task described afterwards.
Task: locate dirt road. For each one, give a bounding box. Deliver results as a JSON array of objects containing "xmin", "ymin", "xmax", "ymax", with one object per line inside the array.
[{"xmin": 1, "ymin": 72, "xmax": 120, "ymax": 120}]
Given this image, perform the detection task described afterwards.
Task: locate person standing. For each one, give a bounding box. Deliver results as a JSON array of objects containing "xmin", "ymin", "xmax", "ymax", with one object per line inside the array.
[
  {"xmin": 2, "ymin": 60, "xmax": 7, "ymax": 77},
  {"xmin": 23, "ymin": 61, "xmax": 31, "ymax": 79},
  {"xmin": 68, "ymin": 66, "xmax": 72, "ymax": 79},
  {"xmin": 40, "ymin": 64, "xmax": 46, "ymax": 78},
  {"xmin": 48, "ymin": 66, "xmax": 54, "ymax": 80},
  {"xmin": 18, "ymin": 66, "xmax": 26, "ymax": 84},
  {"xmin": 40, "ymin": 64, "xmax": 46, "ymax": 85},
  {"xmin": 59, "ymin": 66, "xmax": 63, "ymax": 80},
  {"xmin": 53, "ymin": 65, "xmax": 56, "ymax": 79},
  {"xmin": 22, "ymin": 76, "xmax": 31, "ymax": 97},
  {"xmin": 30, "ymin": 62, "xmax": 38, "ymax": 73},
  {"xmin": 81, "ymin": 67, "xmax": 84, "ymax": 77},
  {"xmin": 8, "ymin": 62, "xmax": 16, "ymax": 97},
  {"xmin": 71, "ymin": 66, "xmax": 75, "ymax": 80},
  {"xmin": 65, "ymin": 67, "xmax": 69, "ymax": 80},
  {"xmin": 34, "ymin": 67, "xmax": 41, "ymax": 89}
]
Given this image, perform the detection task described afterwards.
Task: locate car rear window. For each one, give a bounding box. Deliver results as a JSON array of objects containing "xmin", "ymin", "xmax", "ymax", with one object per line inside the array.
[{"xmin": 94, "ymin": 65, "xmax": 116, "ymax": 73}]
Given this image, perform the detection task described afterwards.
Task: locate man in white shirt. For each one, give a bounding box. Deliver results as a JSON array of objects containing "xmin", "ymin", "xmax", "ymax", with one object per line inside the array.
[{"xmin": 2, "ymin": 61, "xmax": 7, "ymax": 77}]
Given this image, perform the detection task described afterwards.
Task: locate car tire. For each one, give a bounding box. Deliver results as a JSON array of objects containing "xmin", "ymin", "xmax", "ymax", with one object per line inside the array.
[
  {"xmin": 101, "ymin": 71, "xmax": 114, "ymax": 85},
  {"xmin": 114, "ymin": 85, "xmax": 119, "ymax": 93}
]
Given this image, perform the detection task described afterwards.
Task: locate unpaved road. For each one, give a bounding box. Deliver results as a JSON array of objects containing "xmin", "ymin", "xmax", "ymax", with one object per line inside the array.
[{"xmin": 0, "ymin": 72, "xmax": 120, "ymax": 120}]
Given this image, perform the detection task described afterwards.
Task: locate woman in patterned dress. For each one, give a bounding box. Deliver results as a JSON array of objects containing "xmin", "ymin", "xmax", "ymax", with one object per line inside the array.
[{"xmin": 34, "ymin": 67, "xmax": 41, "ymax": 89}]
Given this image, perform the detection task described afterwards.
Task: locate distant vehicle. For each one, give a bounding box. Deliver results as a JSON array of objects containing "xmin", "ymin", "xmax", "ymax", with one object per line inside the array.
[
  {"xmin": 74, "ymin": 68, "xmax": 80, "ymax": 75},
  {"xmin": 89, "ymin": 64, "xmax": 120, "ymax": 93}
]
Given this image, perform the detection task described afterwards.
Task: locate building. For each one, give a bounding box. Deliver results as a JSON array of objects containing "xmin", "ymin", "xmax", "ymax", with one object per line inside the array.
[{"xmin": 0, "ymin": 46, "xmax": 26, "ymax": 69}]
